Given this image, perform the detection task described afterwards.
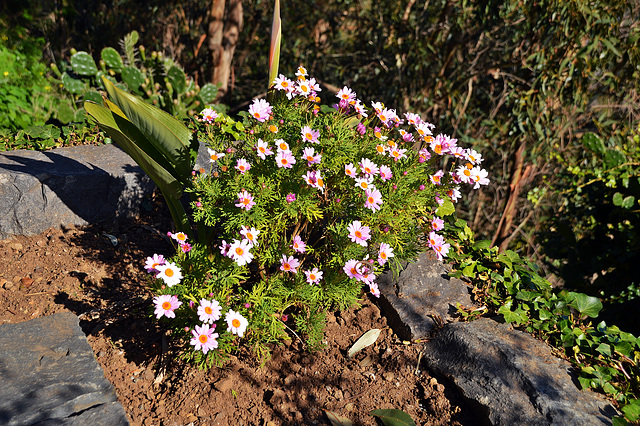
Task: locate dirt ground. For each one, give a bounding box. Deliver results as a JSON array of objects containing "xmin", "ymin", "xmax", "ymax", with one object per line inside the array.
[{"xmin": 0, "ymin": 200, "xmax": 477, "ymax": 425}]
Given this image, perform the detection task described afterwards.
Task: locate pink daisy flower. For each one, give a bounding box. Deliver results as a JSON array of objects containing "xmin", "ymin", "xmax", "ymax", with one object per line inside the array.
[
  {"xmin": 236, "ymin": 190, "xmax": 256, "ymax": 210},
  {"xmin": 275, "ymin": 150, "xmax": 296, "ymax": 168},
  {"xmin": 447, "ymin": 187, "xmax": 462, "ymax": 203},
  {"xmin": 240, "ymin": 226, "xmax": 260, "ymax": 247},
  {"xmin": 275, "ymin": 139, "xmax": 290, "ymax": 153},
  {"xmin": 389, "ymin": 147, "xmax": 408, "ymax": 161},
  {"xmin": 415, "ymin": 122, "xmax": 433, "ymax": 139},
  {"xmin": 418, "ymin": 148, "xmax": 431, "ymax": 163},
  {"xmin": 456, "ymin": 164, "xmax": 474, "ymax": 184},
  {"xmin": 347, "ymin": 221, "xmax": 371, "ymax": 247},
  {"xmin": 379, "ymin": 165, "xmax": 393, "ymax": 181},
  {"xmin": 337, "ymin": 86, "xmax": 357, "ymax": 102},
  {"xmin": 302, "ymin": 147, "xmax": 322, "ymax": 165},
  {"xmin": 343, "ymin": 259, "xmax": 363, "ymax": 280},
  {"xmin": 235, "ymin": 158, "xmax": 251, "ymax": 174},
  {"xmin": 228, "ymin": 239, "xmax": 254, "ymax": 266},
  {"xmin": 225, "ymin": 309, "xmax": 249, "ymax": 337},
  {"xmin": 359, "ymin": 158, "xmax": 379, "ymax": 177},
  {"xmin": 156, "ymin": 262, "xmax": 182, "ymax": 287},
  {"xmin": 207, "ymin": 148, "xmax": 225, "ymax": 163},
  {"xmin": 470, "ymin": 167, "xmax": 490, "ymax": 189},
  {"xmin": 190, "ymin": 324, "xmax": 219, "ymax": 354},
  {"xmin": 404, "ymin": 112, "xmax": 423, "ymax": 126},
  {"xmin": 291, "ymin": 235, "xmax": 307, "ymax": 253},
  {"xmin": 465, "ymin": 149, "xmax": 484, "ymax": 165},
  {"xmin": 430, "ymin": 170, "xmax": 445, "ymax": 185},
  {"xmin": 153, "ymin": 294, "xmax": 182, "ymax": 319},
  {"xmin": 431, "ymin": 217, "xmax": 445, "ymax": 231},
  {"xmin": 280, "ymin": 255, "xmax": 300, "ymax": 273},
  {"xmin": 201, "ymin": 108, "xmax": 218, "ymax": 123},
  {"xmin": 354, "ymin": 100, "xmax": 368, "ymax": 117},
  {"xmin": 345, "ymin": 163, "xmax": 357, "ymax": 178},
  {"xmin": 369, "ymin": 283, "xmax": 381, "ymax": 298},
  {"xmin": 301, "ymin": 125, "xmax": 320, "ymax": 143},
  {"xmin": 197, "ymin": 299, "xmax": 222, "ymax": 324},
  {"xmin": 256, "ymin": 139, "xmax": 274, "ymax": 159},
  {"xmin": 171, "ymin": 232, "xmax": 188, "ymax": 245},
  {"xmin": 248, "ymin": 98, "xmax": 272, "ymax": 122},
  {"xmin": 428, "ymin": 231, "xmax": 451, "ymax": 261},
  {"xmin": 273, "ymin": 74, "xmax": 295, "ymax": 93},
  {"xmin": 373, "ymin": 127, "xmax": 388, "ymax": 141},
  {"xmin": 355, "ymin": 176, "xmax": 375, "ymax": 191},
  {"xmin": 364, "ymin": 188, "xmax": 383, "ymax": 212},
  {"xmin": 304, "ymin": 268, "xmax": 323, "ymax": 285},
  {"xmin": 145, "ymin": 254, "xmax": 165, "ymax": 274},
  {"xmin": 378, "ymin": 242, "xmax": 395, "ymax": 266},
  {"xmin": 286, "ymin": 193, "xmax": 296, "ymax": 203}
]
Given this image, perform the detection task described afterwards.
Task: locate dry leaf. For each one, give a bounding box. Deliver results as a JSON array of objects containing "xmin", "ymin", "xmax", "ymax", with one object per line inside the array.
[{"xmin": 348, "ymin": 328, "xmax": 381, "ymax": 358}]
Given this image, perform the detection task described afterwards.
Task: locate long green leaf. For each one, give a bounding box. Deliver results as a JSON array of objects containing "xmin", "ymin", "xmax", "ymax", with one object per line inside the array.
[
  {"xmin": 100, "ymin": 76, "xmax": 193, "ymax": 181},
  {"xmin": 85, "ymin": 102, "xmax": 184, "ymax": 200},
  {"xmin": 89, "ymin": 99, "xmax": 182, "ymax": 182},
  {"xmin": 268, "ymin": 0, "xmax": 282, "ymax": 88},
  {"xmin": 85, "ymin": 102, "xmax": 191, "ymax": 236}
]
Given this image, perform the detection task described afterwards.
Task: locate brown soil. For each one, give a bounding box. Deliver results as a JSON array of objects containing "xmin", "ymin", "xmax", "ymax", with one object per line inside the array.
[{"xmin": 0, "ymin": 200, "xmax": 476, "ymax": 425}]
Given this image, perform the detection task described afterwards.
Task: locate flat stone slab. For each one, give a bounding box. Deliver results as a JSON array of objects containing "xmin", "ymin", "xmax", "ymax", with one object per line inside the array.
[
  {"xmin": 0, "ymin": 144, "xmax": 154, "ymax": 239},
  {"xmin": 0, "ymin": 311, "xmax": 129, "ymax": 425},
  {"xmin": 377, "ymin": 251, "xmax": 474, "ymax": 340},
  {"xmin": 422, "ymin": 318, "xmax": 620, "ymax": 425}
]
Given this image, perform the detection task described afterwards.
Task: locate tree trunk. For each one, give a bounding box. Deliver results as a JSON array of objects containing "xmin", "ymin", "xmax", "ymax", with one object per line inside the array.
[{"xmin": 208, "ymin": 0, "xmax": 243, "ymax": 102}]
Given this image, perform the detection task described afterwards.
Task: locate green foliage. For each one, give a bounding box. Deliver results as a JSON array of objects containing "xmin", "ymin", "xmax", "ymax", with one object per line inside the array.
[
  {"xmin": 370, "ymin": 409, "xmax": 417, "ymax": 426},
  {"xmin": 55, "ymin": 31, "xmax": 220, "ymax": 124},
  {"xmin": 536, "ymin": 124, "xmax": 640, "ymax": 332},
  {"xmin": 147, "ymin": 66, "xmax": 487, "ymax": 368},
  {"xmin": 85, "ymin": 77, "xmax": 198, "ymax": 237},
  {"xmin": 448, "ymin": 219, "xmax": 640, "ymax": 423}
]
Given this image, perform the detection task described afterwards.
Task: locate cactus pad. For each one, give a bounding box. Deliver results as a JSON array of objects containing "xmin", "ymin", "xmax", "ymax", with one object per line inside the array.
[
  {"xmin": 61, "ymin": 72, "xmax": 87, "ymax": 94},
  {"xmin": 198, "ymin": 83, "xmax": 219, "ymax": 104},
  {"xmin": 122, "ymin": 66, "xmax": 145, "ymax": 92},
  {"xmin": 83, "ymin": 90, "xmax": 103, "ymax": 104},
  {"xmin": 101, "ymin": 47, "xmax": 123, "ymax": 72},
  {"xmin": 167, "ymin": 66, "xmax": 187, "ymax": 94},
  {"xmin": 70, "ymin": 51, "xmax": 98, "ymax": 76}
]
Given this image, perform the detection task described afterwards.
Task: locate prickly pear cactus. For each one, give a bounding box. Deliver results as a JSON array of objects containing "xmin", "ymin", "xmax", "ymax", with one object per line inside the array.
[
  {"xmin": 61, "ymin": 72, "xmax": 87, "ymax": 94},
  {"xmin": 122, "ymin": 66, "xmax": 145, "ymax": 92},
  {"xmin": 167, "ymin": 65, "xmax": 187, "ymax": 94},
  {"xmin": 70, "ymin": 51, "xmax": 98, "ymax": 76},
  {"xmin": 83, "ymin": 90, "xmax": 103, "ymax": 104},
  {"xmin": 198, "ymin": 83, "xmax": 218, "ymax": 104},
  {"xmin": 101, "ymin": 47, "xmax": 123, "ymax": 72}
]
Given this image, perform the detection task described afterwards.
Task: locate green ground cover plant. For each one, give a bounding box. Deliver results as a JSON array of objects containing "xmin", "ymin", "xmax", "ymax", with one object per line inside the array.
[{"xmin": 448, "ymin": 218, "xmax": 640, "ymax": 424}]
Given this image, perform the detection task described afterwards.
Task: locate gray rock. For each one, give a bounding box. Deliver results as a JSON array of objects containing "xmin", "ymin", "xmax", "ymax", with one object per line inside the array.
[
  {"xmin": 422, "ymin": 318, "xmax": 620, "ymax": 425},
  {"xmin": 377, "ymin": 251, "xmax": 474, "ymax": 340},
  {"xmin": 0, "ymin": 144, "xmax": 154, "ymax": 239},
  {"xmin": 0, "ymin": 311, "xmax": 129, "ymax": 426}
]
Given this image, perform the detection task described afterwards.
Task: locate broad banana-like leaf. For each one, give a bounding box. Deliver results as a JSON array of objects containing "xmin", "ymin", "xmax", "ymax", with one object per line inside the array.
[
  {"xmin": 100, "ymin": 76, "xmax": 193, "ymax": 182},
  {"xmin": 268, "ymin": 0, "xmax": 282, "ymax": 88},
  {"xmin": 102, "ymin": 98, "xmax": 182, "ymax": 182},
  {"xmin": 85, "ymin": 102, "xmax": 183, "ymax": 199},
  {"xmin": 85, "ymin": 101, "xmax": 191, "ymax": 236}
]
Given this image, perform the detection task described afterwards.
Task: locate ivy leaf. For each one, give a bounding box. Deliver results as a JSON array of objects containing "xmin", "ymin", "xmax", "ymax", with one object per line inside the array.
[
  {"xmin": 370, "ymin": 409, "xmax": 417, "ymax": 426},
  {"xmin": 435, "ymin": 198, "xmax": 455, "ymax": 216},
  {"xmin": 621, "ymin": 399, "xmax": 640, "ymax": 422},
  {"xmin": 567, "ymin": 292, "xmax": 603, "ymax": 318},
  {"xmin": 622, "ymin": 196, "xmax": 635, "ymax": 209}
]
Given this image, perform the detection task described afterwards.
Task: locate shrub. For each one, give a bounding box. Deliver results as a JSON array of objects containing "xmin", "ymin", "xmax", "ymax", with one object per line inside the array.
[{"xmin": 135, "ymin": 67, "xmax": 490, "ymax": 368}]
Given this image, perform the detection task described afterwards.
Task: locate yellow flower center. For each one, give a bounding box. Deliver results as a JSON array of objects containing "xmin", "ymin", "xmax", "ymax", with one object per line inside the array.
[
  {"xmin": 310, "ymin": 273, "xmax": 316, "ymax": 280},
  {"xmin": 205, "ymin": 306, "xmax": 213, "ymax": 314},
  {"xmin": 283, "ymin": 263, "xmax": 291, "ymax": 271},
  {"xmin": 236, "ymin": 247, "xmax": 244, "ymax": 255},
  {"xmin": 243, "ymin": 199, "xmax": 250, "ymax": 205},
  {"xmin": 259, "ymin": 147, "xmax": 265, "ymax": 153},
  {"xmin": 435, "ymin": 145, "xmax": 442, "ymax": 154},
  {"xmin": 232, "ymin": 319, "xmax": 241, "ymax": 328},
  {"xmin": 282, "ymin": 81, "xmax": 289, "ymax": 87},
  {"xmin": 361, "ymin": 182, "xmax": 368, "ymax": 189},
  {"xmin": 368, "ymin": 197, "xmax": 375, "ymax": 204},
  {"xmin": 253, "ymin": 112, "xmax": 261, "ymax": 118},
  {"xmin": 199, "ymin": 334, "xmax": 208, "ymax": 344},
  {"xmin": 162, "ymin": 302, "xmax": 172, "ymax": 310},
  {"xmin": 355, "ymin": 231, "xmax": 362, "ymax": 238},
  {"xmin": 281, "ymin": 159, "xmax": 288, "ymax": 165},
  {"xmin": 306, "ymin": 133, "xmax": 313, "ymax": 140},
  {"xmin": 279, "ymin": 142, "xmax": 288, "ymax": 150},
  {"xmin": 381, "ymin": 252, "xmax": 387, "ymax": 259},
  {"xmin": 247, "ymin": 233, "xmax": 253, "ymax": 240},
  {"xmin": 165, "ymin": 269, "xmax": 174, "ymax": 277},
  {"xmin": 211, "ymin": 154, "xmax": 218, "ymax": 161}
]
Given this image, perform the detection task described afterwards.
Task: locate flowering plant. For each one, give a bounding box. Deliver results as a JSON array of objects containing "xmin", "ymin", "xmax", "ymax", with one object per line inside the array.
[{"xmin": 144, "ymin": 66, "xmax": 489, "ymax": 367}]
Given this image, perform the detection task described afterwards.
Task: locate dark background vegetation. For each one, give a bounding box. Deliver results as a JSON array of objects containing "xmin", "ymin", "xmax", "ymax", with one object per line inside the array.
[{"xmin": 2, "ymin": 0, "xmax": 640, "ymax": 332}]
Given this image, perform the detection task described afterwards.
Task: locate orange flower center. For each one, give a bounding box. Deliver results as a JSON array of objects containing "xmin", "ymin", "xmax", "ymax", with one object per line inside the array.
[
  {"xmin": 246, "ymin": 233, "xmax": 253, "ymax": 240},
  {"xmin": 283, "ymin": 263, "xmax": 291, "ymax": 271},
  {"xmin": 253, "ymin": 112, "xmax": 261, "ymax": 118},
  {"xmin": 368, "ymin": 197, "xmax": 375, "ymax": 203},
  {"xmin": 199, "ymin": 334, "xmax": 208, "ymax": 343},
  {"xmin": 205, "ymin": 306, "xmax": 213, "ymax": 314},
  {"xmin": 381, "ymin": 252, "xmax": 387, "ymax": 259},
  {"xmin": 355, "ymin": 231, "xmax": 362, "ymax": 238},
  {"xmin": 435, "ymin": 145, "xmax": 442, "ymax": 154},
  {"xmin": 211, "ymin": 154, "xmax": 218, "ymax": 160},
  {"xmin": 162, "ymin": 301, "xmax": 172, "ymax": 310},
  {"xmin": 232, "ymin": 319, "xmax": 241, "ymax": 328},
  {"xmin": 243, "ymin": 199, "xmax": 250, "ymax": 205},
  {"xmin": 361, "ymin": 182, "xmax": 368, "ymax": 189},
  {"xmin": 165, "ymin": 269, "xmax": 174, "ymax": 277},
  {"xmin": 236, "ymin": 247, "xmax": 244, "ymax": 255},
  {"xmin": 306, "ymin": 133, "xmax": 313, "ymax": 140},
  {"xmin": 317, "ymin": 178, "xmax": 324, "ymax": 187},
  {"xmin": 310, "ymin": 273, "xmax": 316, "ymax": 280},
  {"xmin": 281, "ymin": 159, "xmax": 288, "ymax": 165}
]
